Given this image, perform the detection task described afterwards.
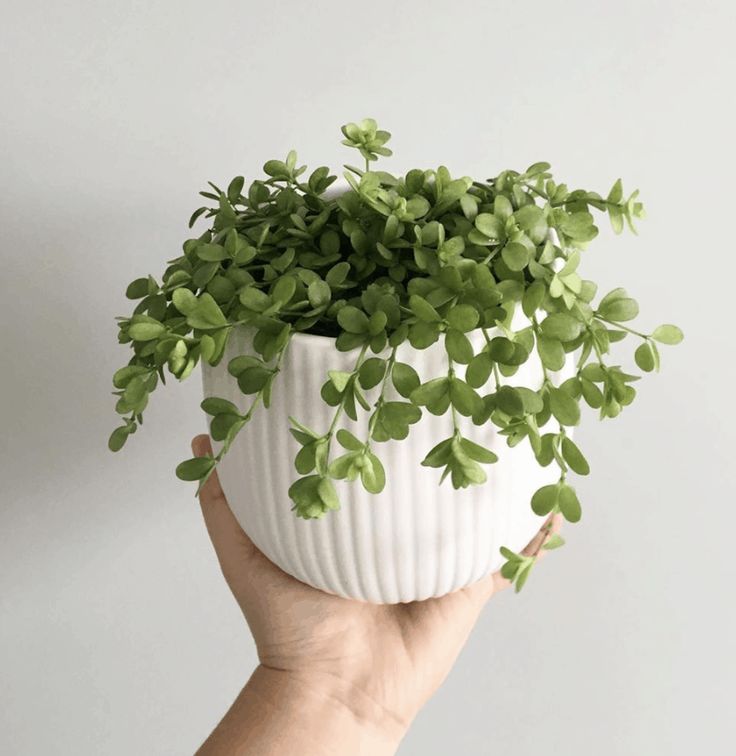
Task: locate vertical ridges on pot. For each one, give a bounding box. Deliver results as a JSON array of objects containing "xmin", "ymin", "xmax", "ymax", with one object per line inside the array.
[
  {"xmin": 293, "ymin": 337, "xmax": 333, "ymax": 593},
  {"xmin": 388, "ymin": 432, "xmax": 414, "ymax": 603},
  {"xmin": 203, "ymin": 327, "xmax": 557, "ymax": 604}
]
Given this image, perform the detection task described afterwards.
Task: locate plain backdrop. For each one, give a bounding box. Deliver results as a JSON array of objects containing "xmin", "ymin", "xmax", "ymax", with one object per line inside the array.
[{"xmin": 1, "ymin": 1, "xmax": 734, "ymax": 754}]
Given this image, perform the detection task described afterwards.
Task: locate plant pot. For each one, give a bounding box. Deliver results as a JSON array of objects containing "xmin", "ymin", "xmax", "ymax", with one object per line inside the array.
[{"xmin": 201, "ymin": 322, "xmax": 573, "ymax": 604}]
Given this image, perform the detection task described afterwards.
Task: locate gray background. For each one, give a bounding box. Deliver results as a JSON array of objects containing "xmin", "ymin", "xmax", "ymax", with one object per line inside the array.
[{"xmin": 1, "ymin": 1, "xmax": 734, "ymax": 753}]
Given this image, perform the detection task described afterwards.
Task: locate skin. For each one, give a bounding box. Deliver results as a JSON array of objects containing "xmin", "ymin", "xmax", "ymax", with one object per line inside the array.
[{"xmin": 191, "ymin": 434, "xmax": 561, "ymax": 755}]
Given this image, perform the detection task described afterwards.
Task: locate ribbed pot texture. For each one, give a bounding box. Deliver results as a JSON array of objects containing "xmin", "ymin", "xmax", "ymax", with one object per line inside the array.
[{"xmin": 202, "ymin": 325, "xmax": 571, "ymax": 603}]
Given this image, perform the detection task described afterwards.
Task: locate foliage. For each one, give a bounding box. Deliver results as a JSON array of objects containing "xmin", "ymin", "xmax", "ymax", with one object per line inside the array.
[{"xmin": 110, "ymin": 119, "xmax": 682, "ymax": 590}]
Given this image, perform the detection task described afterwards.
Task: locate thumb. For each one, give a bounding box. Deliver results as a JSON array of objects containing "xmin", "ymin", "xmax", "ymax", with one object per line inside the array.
[{"xmin": 191, "ymin": 435, "xmax": 260, "ymax": 577}]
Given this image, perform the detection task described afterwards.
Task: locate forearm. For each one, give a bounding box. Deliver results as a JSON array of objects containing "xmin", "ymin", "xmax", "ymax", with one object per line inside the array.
[{"xmin": 196, "ymin": 665, "xmax": 407, "ymax": 756}]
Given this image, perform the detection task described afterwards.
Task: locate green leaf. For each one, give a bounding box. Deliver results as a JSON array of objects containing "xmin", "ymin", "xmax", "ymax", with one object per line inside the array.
[
  {"xmin": 361, "ymin": 452, "xmax": 386, "ymax": 494},
  {"xmin": 449, "ymin": 378, "xmax": 481, "ymax": 417},
  {"xmin": 372, "ymin": 402, "xmax": 422, "ymax": 441},
  {"xmin": 531, "ymin": 484, "xmax": 559, "ymax": 516},
  {"xmin": 307, "ymin": 279, "xmax": 331, "ymax": 308},
  {"xmin": 466, "ymin": 352, "xmax": 493, "ymax": 388},
  {"xmin": 187, "ymin": 294, "xmax": 228, "ymax": 329},
  {"xmin": 459, "ymin": 438, "xmax": 498, "ymax": 464},
  {"xmin": 228, "ymin": 355, "xmax": 263, "ymax": 376},
  {"xmin": 176, "ymin": 456, "xmax": 215, "ymax": 482},
  {"xmin": 129, "ymin": 321, "xmax": 165, "ymax": 341},
  {"xmin": 598, "ymin": 297, "xmax": 639, "ymax": 322},
  {"xmin": 549, "ymin": 387, "xmax": 580, "ymax": 426},
  {"xmin": 558, "ymin": 483, "xmax": 581, "ymax": 522},
  {"xmin": 421, "ymin": 437, "xmax": 454, "ymax": 468},
  {"xmin": 446, "ymin": 304, "xmax": 480, "ymax": 333},
  {"xmin": 192, "ymin": 261, "xmax": 219, "ymax": 289},
  {"xmin": 108, "ymin": 426, "xmax": 130, "ymax": 452},
  {"xmin": 368, "ymin": 310, "xmax": 388, "ymax": 336},
  {"xmin": 409, "ymin": 295, "xmax": 441, "ymax": 323},
  {"xmin": 517, "ymin": 387, "xmax": 544, "ymax": 414},
  {"xmin": 561, "ymin": 437, "xmax": 590, "ymax": 475},
  {"xmin": 495, "ymin": 385, "xmax": 525, "ymax": 416},
  {"xmin": 541, "ymin": 313, "xmax": 583, "ymax": 342},
  {"xmin": 535, "ymin": 434, "xmax": 556, "ymax": 466},
  {"xmin": 326, "ymin": 261, "xmax": 351, "ymax": 287},
  {"xmin": 359, "ymin": 358, "xmax": 386, "ymax": 389},
  {"xmin": 411, "ymin": 377, "xmax": 449, "ymax": 407},
  {"xmin": 320, "ymin": 230, "xmax": 341, "ymax": 256},
  {"xmin": 239, "ymin": 287, "xmax": 270, "ymax": 312},
  {"xmin": 514, "ymin": 204, "xmax": 547, "ymax": 241},
  {"xmin": 580, "ymin": 378, "xmax": 604, "ymax": 409},
  {"xmin": 112, "ymin": 365, "xmax": 150, "ymax": 389},
  {"xmin": 263, "ymin": 159, "xmax": 289, "ymax": 178},
  {"xmin": 560, "ymin": 211, "xmax": 596, "ymax": 241},
  {"xmin": 474, "ymin": 213, "xmax": 504, "ymax": 239},
  {"xmin": 392, "ymin": 362, "xmax": 420, "ymax": 398},
  {"xmin": 408, "ymin": 320, "xmax": 440, "ymax": 349},
  {"xmin": 598, "ymin": 287, "xmax": 627, "ymax": 309},
  {"xmin": 651, "ymin": 324, "xmax": 683, "ymax": 345},
  {"xmin": 272, "ymin": 276, "xmax": 296, "ymax": 305},
  {"xmin": 336, "ymin": 428, "xmax": 364, "ymax": 451},
  {"xmin": 294, "ymin": 443, "xmax": 317, "ymax": 474},
  {"xmin": 126, "ymin": 278, "xmax": 149, "ymax": 300},
  {"xmin": 317, "ymin": 477, "xmax": 341, "ymax": 511},
  {"xmin": 289, "ymin": 475, "xmax": 332, "ymax": 519},
  {"xmin": 514, "ymin": 560, "xmax": 534, "ymax": 592},
  {"xmin": 329, "ymin": 452, "xmax": 359, "ymax": 480},
  {"xmin": 445, "ymin": 329, "xmax": 474, "ymax": 364},
  {"xmin": 328, "ymin": 370, "xmax": 352, "ymax": 392},
  {"xmin": 543, "ymin": 533, "xmax": 566, "ymax": 550},
  {"xmin": 337, "ymin": 305, "xmax": 369, "ymax": 334},
  {"xmin": 227, "ymin": 176, "xmax": 245, "ymax": 202},
  {"xmin": 581, "ymin": 363, "xmax": 607, "ymax": 382},
  {"xmin": 238, "ymin": 366, "xmax": 272, "ymax": 394},
  {"xmin": 196, "ymin": 243, "xmax": 227, "ymax": 262},
  {"xmin": 501, "ymin": 242, "xmax": 530, "ymax": 271},
  {"xmin": 172, "ymin": 287, "xmax": 198, "ymax": 315},
  {"xmin": 210, "ymin": 413, "xmax": 244, "ymax": 442},
  {"xmin": 201, "ymin": 397, "xmax": 240, "ymax": 416},
  {"xmin": 525, "ymin": 161, "xmax": 551, "ymax": 176},
  {"xmin": 635, "ymin": 341, "xmax": 656, "ymax": 372},
  {"xmin": 522, "ymin": 280, "xmax": 546, "ymax": 317},
  {"xmin": 460, "ymin": 193, "xmax": 478, "ymax": 220},
  {"xmin": 607, "ymin": 179, "xmax": 623, "ymax": 204},
  {"xmin": 500, "ymin": 559, "xmax": 520, "ymax": 581},
  {"xmin": 537, "ymin": 336, "xmax": 565, "ymax": 371}
]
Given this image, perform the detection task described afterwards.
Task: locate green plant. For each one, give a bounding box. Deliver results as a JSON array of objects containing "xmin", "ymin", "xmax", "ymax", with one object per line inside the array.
[{"xmin": 110, "ymin": 118, "xmax": 682, "ymax": 590}]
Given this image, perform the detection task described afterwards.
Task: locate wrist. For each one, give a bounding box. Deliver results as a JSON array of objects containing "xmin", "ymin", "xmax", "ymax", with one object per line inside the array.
[{"xmin": 250, "ymin": 664, "xmax": 408, "ymax": 754}]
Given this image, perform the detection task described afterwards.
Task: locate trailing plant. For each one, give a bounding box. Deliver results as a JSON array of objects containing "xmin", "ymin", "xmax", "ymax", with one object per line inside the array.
[{"xmin": 110, "ymin": 118, "xmax": 682, "ymax": 590}]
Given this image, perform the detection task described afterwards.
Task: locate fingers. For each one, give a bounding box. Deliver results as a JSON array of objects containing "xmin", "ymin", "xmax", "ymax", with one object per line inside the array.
[
  {"xmin": 191, "ymin": 435, "xmax": 259, "ymax": 575},
  {"xmin": 521, "ymin": 513, "xmax": 563, "ymax": 559},
  {"xmin": 489, "ymin": 513, "xmax": 564, "ymax": 594}
]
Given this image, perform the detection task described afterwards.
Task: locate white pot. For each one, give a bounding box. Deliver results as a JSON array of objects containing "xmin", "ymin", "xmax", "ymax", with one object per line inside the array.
[{"xmin": 202, "ymin": 321, "xmax": 572, "ymax": 604}]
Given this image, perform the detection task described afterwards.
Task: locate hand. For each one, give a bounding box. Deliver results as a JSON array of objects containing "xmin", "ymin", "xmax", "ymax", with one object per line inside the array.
[{"xmin": 192, "ymin": 434, "xmax": 561, "ymax": 755}]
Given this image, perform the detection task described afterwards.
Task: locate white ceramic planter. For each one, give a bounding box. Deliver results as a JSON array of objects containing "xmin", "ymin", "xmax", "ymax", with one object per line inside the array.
[{"xmin": 202, "ymin": 322, "xmax": 572, "ymax": 604}]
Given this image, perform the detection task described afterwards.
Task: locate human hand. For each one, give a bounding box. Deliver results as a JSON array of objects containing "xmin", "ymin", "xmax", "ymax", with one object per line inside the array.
[{"xmin": 192, "ymin": 434, "xmax": 561, "ymax": 755}]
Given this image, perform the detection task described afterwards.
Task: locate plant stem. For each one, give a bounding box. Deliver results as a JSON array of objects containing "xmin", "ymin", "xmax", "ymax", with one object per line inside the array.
[
  {"xmin": 326, "ymin": 344, "xmax": 370, "ymax": 439},
  {"xmin": 595, "ymin": 316, "xmax": 648, "ymax": 339},
  {"xmin": 222, "ymin": 338, "xmax": 290, "ymax": 455},
  {"xmin": 530, "ymin": 517, "xmax": 555, "ymax": 558},
  {"xmin": 481, "ymin": 327, "xmax": 503, "ymax": 390},
  {"xmin": 366, "ymin": 347, "xmax": 398, "ymax": 443},
  {"xmin": 530, "ymin": 316, "xmax": 551, "ymax": 386}
]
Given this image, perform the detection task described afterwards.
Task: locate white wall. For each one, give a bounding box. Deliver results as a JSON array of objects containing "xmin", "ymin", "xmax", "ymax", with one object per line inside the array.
[{"xmin": 1, "ymin": 1, "xmax": 734, "ymax": 753}]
